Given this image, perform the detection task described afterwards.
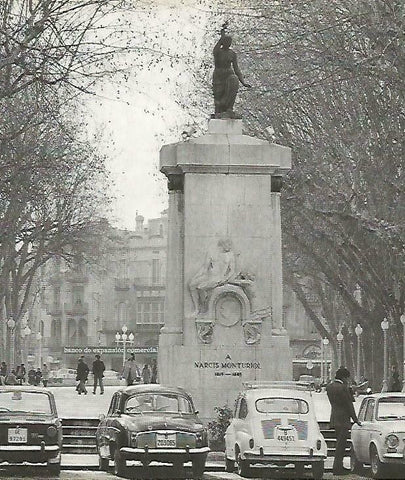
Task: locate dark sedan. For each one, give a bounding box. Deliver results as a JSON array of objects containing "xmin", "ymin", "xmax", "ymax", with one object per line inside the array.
[
  {"xmin": 0, "ymin": 386, "xmax": 62, "ymax": 475},
  {"xmin": 96, "ymin": 384, "xmax": 209, "ymax": 478}
]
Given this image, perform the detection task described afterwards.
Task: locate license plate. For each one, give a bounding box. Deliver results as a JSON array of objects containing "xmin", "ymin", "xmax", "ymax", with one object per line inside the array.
[
  {"xmin": 156, "ymin": 433, "xmax": 176, "ymax": 448},
  {"xmin": 8, "ymin": 428, "xmax": 28, "ymax": 443},
  {"xmin": 277, "ymin": 434, "xmax": 295, "ymax": 442}
]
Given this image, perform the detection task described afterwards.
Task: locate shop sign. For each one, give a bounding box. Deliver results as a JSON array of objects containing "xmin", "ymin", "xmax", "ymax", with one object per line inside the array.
[{"xmin": 63, "ymin": 346, "xmax": 158, "ymax": 355}]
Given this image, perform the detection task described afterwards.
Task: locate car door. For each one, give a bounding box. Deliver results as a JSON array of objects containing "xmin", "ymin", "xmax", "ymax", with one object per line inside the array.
[
  {"xmin": 225, "ymin": 397, "xmax": 240, "ymax": 460},
  {"xmin": 99, "ymin": 393, "xmax": 119, "ymax": 458},
  {"xmin": 352, "ymin": 398, "xmax": 367, "ymax": 462},
  {"xmin": 359, "ymin": 398, "xmax": 376, "ymax": 462}
]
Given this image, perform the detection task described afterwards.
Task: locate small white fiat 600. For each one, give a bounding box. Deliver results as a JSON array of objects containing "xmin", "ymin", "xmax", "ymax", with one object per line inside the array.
[
  {"xmin": 224, "ymin": 382, "xmax": 327, "ymax": 478},
  {"xmin": 351, "ymin": 393, "xmax": 405, "ymax": 478}
]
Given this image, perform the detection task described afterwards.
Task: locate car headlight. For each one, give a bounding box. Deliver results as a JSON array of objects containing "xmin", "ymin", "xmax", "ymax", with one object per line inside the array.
[
  {"xmin": 47, "ymin": 426, "xmax": 58, "ymax": 438},
  {"xmin": 385, "ymin": 434, "xmax": 399, "ymax": 449}
]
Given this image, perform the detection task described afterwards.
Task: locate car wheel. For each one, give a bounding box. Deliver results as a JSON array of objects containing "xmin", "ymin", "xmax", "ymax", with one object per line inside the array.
[
  {"xmin": 294, "ymin": 463, "xmax": 305, "ymax": 478},
  {"xmin": 99, "ymin": 454, "xmax": 109, "ymax": 471},
  {"xmin": 113, "ymin": 447, "xmax": 127, "ymax": 478},
  {"xmin": 192, "ymin": 454, "xmax": 206, "ymax": 480},
  {"xmin": 47, "ymin": 461, "xmax": 61, "ymax": 476},
  {"xmin": 350, "ymin": 448, "xmax": 363, "ymax": 474},
  {"xmin": 236, "ymin": 451, "xmax": 251, "ymax": 478},
  {"xmin": 225, "ymin": 455, "xmax": 235, "ymax": 473},
  {"xmin": 370, "ymin": 444, "xmax": 387, "ymax": 479},
  {"xmin": 311, "ymin": 461, "xmax": 324, "ymax": 480}
]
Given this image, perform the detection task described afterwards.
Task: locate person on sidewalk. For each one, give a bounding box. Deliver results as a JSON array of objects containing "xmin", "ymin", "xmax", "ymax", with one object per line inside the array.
[
  {"xmin": 76, "ymin": 357, "xmax": 89, "ymax": 395},
  {"xmin": 42, "ymin": 364, "xmax": 50, "ymax": 387},
  {"xmin": 142, "ymin": 364, "xmax": 151, "ymax": 384},
  {"xmin": 326, "ymin": 367, "xmax": 361, "ymax": 475},
  {"xmin": 0, "ymin": 361, "xmax": 7, "ymax": 385},
  {"xmin": 92, "ymin": 354, "xmax": 105, "ymax": 394},
  {"xmin": 122, "ymin": 353, "xmax": 140, "ymax": 386}
]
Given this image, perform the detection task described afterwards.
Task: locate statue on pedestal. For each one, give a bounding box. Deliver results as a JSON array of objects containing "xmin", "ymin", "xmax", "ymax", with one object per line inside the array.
[{"xmin": 212, "ymin": 21, "xmax": 251, "ymax": 119}]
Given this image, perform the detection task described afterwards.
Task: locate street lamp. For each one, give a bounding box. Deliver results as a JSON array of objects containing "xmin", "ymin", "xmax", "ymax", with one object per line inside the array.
[
  {"xmin": 36, "ymin": 332, "xmax": 42, "ymax": 368},
  {"xmin": 381, "ymin": 318, "xmax": 389, "ymax": 392},
  {"xmin": 21, "ymin": 325, "xmax": 31, "ymax": 367},
  {"xmin": 115, "ymin": 325, "xmax": 134, "ymax": 366},
  {"xmin": 355, "ymin": 323, "xmax": 363, "ymax": 383},
  {"xmin": 322, "ymin": 338, "xmax": 330, "ymax": 383},
  {"xmin": 337, "ymin": 330, "xmax": 344, "ymax": 367},
  {"xmin": 7, "ymin": 318, "xmax": 16, "ymax": 367},
  {"xmin": 400, "ymin": 314, "xmax": 405, "ymax": 393}
]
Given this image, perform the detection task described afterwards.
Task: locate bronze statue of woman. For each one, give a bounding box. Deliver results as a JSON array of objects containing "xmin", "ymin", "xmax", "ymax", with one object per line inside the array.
[{"xmin": 212, "ymin": 22, "xmax": 251, "ymax": 118}]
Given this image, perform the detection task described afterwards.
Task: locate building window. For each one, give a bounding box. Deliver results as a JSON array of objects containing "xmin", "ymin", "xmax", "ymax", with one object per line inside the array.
[
  {"xmin": 118, "ymin": 302, "xmax": 127, "ymax": 324},
  {"xmin": 78, "ymin": 319, "xmax": 88, "ymax": 346},
  {"xmin": 51, "ymin": 319, "xmax": 61, "ymax": 346},
  {"xmin": 137, "ymin": 300, "xmax": 164, "ymax": 324},
  {"xmin": 53, "ymin": 286, "xmax": 61, "ymax": 306},
  {"xmin": 152, "ymin": 259, "xmax": 160, "ymax": 284},
  {"xmin": 72, "ymin": 285, "xmax": 84, "ymax": 306}
]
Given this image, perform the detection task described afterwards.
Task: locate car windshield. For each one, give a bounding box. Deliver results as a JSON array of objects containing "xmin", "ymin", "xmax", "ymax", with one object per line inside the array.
[
  {"xmin": 125, "ymin": 393, "xmax": 193, "ymax": 414},
  {"xmin": 256, "ymin": 397, "xmax": 309, "ymax": 414},
  {"xmin": 0, "ymin": 391, "xmax": 52, "ymax": 415},
  {"xmin": 376, "ymin": 397, "xmax": 405, "ymax": 420}
]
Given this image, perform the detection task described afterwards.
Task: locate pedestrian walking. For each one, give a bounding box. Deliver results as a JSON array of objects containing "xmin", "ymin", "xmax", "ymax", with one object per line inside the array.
[
  {"xmin": 142, "ymin": 364, "xmax": 151, "ymax": 384},
  {"xmin": 28, "ymin": 367, "xmax": 36, "ymax": 385},
  {"xmin": 42, "ymin": 364, "xmax": 50, "ymax": 387},
  {"xmin": 75, "ymin": 357, "xmax": 89, "ymax": 395},
  {"xmin": 122, "ymin": 353, "xmax": 140, "ymax": 386},
  {"xmin": 326, "ymin": 367, "xmax": 361, "ymax": 475},
  {"xmin": 5, "ymin": 370, "xmax": 18, "ymax": 385},
  {"xmin": 16, "ymin": 364, "xmax": 26, "ymax": 384},
  {"xmin": 389, "ymin": 364, "xmax": 401, "ymax": 392},
  {"xmin": 34, "ymin": 368, "xmax": 42, "ymax": 386},
  {"xmin": 0, "ymin": 361, "xmax": 7, "ymax": 385},
  {"xmin": 92, "ymin": 354, "xmax": 105, "ymax": 395},
  {"xmin": 151, "ymin": 359, "xmax": 158, "ymax": 384}
]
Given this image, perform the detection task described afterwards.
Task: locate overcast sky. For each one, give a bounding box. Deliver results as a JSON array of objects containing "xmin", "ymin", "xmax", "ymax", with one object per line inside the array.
[{"xmin": 86, "ymin": 1, "xmax": 214, "ymax": 230}]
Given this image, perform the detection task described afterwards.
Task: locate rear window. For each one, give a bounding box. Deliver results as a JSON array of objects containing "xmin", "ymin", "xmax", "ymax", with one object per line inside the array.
[
  {"xmin": 0, "ymin": 391, "xmax": 52, "ymax": 415},
  {"xmin": 256, "ymin": 397, "xmax": 309, "ymax": 414},
  {"xmin": 376, "ymin": 397, "xmax": 405, "ymax": 420}
]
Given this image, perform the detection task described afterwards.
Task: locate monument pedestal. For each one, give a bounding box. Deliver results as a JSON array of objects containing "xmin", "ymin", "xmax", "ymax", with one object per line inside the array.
[{"xmin": 158, "ymin": 119, "xmax": 292, "ymax": 420}]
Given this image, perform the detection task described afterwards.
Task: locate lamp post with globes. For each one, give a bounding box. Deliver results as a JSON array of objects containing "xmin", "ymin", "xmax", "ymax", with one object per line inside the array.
[
  {"xmin": 322, "ymin": 338, "xmax": 330, "ymax": 383},
  {"xmin": 381, "ymin": 318, "xmax": 389, "ymax": 392},
  {"xmin": 400, "ymin": 314, "xmax": 405, "ymax": 393},
  {"xmin": 355, "ymin": 323, "xmax": 363, "ymax": 383},
  {"xmin": 115, "ymin": 325, "xmax": 134, "ymax": 367},
  {"xmin": 7, "ymin": 318, "xmax": 16, "ymax": 367},
  {"xmin": 36, "ymin": 332, "xmax": 42, "ymax": 368},
  {"xmin": 21, "ymin": 325, "xmax": 31, "ymax": 367},
  {"xmin": 337, "ymin": 330, "xmax": 344, "ymax": 367}
]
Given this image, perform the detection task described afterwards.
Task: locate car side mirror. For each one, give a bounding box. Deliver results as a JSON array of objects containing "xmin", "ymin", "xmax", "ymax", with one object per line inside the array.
[
  {"xmin": 98, "ymin": 413, "xmax": 105, "ymax": 421},
  {"xmin": 195, "ymin": 410, "xmax": 199, "ymax": 415}
]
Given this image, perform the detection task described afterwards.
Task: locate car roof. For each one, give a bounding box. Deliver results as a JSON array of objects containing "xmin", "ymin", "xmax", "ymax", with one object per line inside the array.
[
  {"xmin": 245, "ymin": 388, "xmax": 312, "ymax": 400},
  {"xmin": 361, "ymin": 392, "xmax": 405, "ymax": 400},
  {"xmin": 115, "ymin": 384, "xmax": 192, "ymax": 397},
  {"xmin": 0, "ymin": 385, "xmax": 53, "ymax": 395}
]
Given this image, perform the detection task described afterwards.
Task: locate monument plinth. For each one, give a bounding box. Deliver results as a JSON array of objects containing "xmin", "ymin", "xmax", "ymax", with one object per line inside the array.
[{"xmin": 158, "ymin": 119, "xmax": 292, "ymax": 420}]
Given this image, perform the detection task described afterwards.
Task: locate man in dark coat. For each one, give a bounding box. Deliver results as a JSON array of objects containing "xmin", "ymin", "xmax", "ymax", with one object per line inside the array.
[
  {"xmin": 326, "ymin": 367, "xmax": 361, "ymax": 475},
  {"xmin": 76, "ymin": 357, "xmax": 89, "ymax": 395},
  {"xmin": 92, "ymin": 354, "xmax": 105, "ymax": 395}
]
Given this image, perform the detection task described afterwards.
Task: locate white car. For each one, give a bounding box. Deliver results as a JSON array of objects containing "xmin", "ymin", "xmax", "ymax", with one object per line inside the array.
[
  {"xmin": 351, "ymin": 393, "xmax": 405, "ymax": 478},
  {"xmin": 224, "ymin": 382, "xmax": 327, "ymax": 478}
]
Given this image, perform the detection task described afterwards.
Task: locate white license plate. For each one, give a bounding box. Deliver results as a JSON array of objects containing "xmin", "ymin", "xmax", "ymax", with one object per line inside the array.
[
  {"xmin": 8, "ymin": 428, "xmax": 28, "ymax": 443},
  {"xmin": 156, "ymin": 434, "xmax": 176, "ymax": 448},
  {"xmin": 277, "ymin": 434, "xmax": 295, "ymax": 442}
]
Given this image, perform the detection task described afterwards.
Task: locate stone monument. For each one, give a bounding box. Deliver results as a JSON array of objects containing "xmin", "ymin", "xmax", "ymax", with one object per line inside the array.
[
  {"xmin": 158, "ymin": 119, "xmax": 292, "ymax": 420},
  {"xmin": 158, "ymin": 25, "xmax": 292, "ymax": 420}
]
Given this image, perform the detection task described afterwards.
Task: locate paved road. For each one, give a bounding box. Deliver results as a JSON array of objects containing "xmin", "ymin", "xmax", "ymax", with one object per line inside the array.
[{"xmin": 0, "ymin": 465, "xmax": 376, "ymax": 480}]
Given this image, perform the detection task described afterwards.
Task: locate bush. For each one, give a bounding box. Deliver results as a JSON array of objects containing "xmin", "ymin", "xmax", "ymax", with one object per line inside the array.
[{"xmin": 207, "ymin": 405, "xmax": 233, "ymax": 451}]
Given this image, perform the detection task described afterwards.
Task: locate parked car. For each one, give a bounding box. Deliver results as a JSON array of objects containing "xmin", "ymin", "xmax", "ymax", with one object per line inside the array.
[
  {"xmin": 0, "ymin": 386, "xmax": 62, "ymax": 475},
  {"xmin": 96, "ymin": 384, "xmax": 209, "ymax": 478},
  {"xmin": 351, "ymin": 392, "xmax": 405, "ymax": 478},
  {"xmin": 224, "ymin": 381, "xmax": 327, "ymax": 478}
]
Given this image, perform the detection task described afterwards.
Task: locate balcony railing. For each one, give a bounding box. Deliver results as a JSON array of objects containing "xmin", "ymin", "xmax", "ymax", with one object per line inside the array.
[
  {"xmin": 46, "ymin": 304, "xmax": 63, "ymax": 316},
  {"xmin": 64, "ymin": 301, "xmax": 89, "ymax": 315},
  {"xmin": 114, "ymin": 278, "xmax": 130, "ymax": 290}
]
